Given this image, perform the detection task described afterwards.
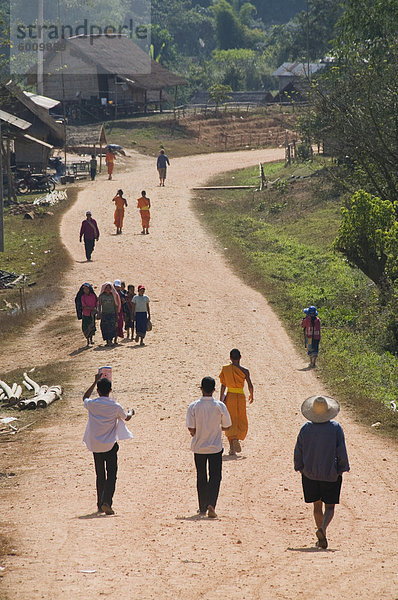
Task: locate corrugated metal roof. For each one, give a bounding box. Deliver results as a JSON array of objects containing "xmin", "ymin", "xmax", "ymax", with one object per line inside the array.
[
  {"xmin": 24, "ymin": 91, "xmax": 60, "ymax": 109},
  {"xmin": 0, "ymin": 109, "xmax": 31, "ymax": 130},
  {"xmin": 272, "ymin": 62, "xmax": 325, "ymax": 78},
  {"xmin": 23, "ymin": 133, "xmax": 54, "ymax": 148}
]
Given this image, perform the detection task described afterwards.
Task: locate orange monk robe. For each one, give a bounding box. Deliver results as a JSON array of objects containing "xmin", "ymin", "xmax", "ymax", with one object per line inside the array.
[
  {"xmin": 113, "ymin": 195, "xmax": 125, "ymax": 229},
  {"xmin": 137, "ymin": 196, "xmax": 150, "ymax": 229},
  {"xmin": 106, "ymin": 151, "xmax": 114, "ymax": 175},
  {"xmin": 219, "ymin": 364, "xmax": 248, "ymax": 441}
]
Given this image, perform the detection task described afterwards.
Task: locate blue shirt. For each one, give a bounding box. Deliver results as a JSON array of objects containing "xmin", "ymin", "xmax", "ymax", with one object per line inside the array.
[
  {"xmin": 294, "ymin": 420, "xmax": 350, "ymax": 482},
  {"xmin": 157, "ymin": 154, "xmax": 170, "ymax": 168}
]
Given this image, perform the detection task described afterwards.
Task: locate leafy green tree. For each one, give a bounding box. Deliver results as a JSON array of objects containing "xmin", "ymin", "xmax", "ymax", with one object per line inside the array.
[
  {"xmin": 208, "ymin": 48, "xmax": 262, "ymax": 89},
  {"xmin": 211, "ymin": 0, "xmax": 244, "ymax": 49},
  {"xmin": 150, "ymin": 25, "xmax": 179, "ymax": 67},
  {"xmin": 334, "ymin": 190, "xmax": 396, "ymax": 292},
  {"xmin": 208, "ymin": 82, "xmax": 232, "ymax": 111},
  {"xmin": 263, "ymin": 0, "xmax": 341, "ymax": 66},
  {"xmin": 311, "ymin": 0, "xmax": 398, "ymax": 204}
]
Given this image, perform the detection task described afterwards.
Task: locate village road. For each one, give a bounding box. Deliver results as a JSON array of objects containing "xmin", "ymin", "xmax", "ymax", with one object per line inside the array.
[{"xmin": 1, "ymin": 147, "xmax": 397, "ymax": 600}]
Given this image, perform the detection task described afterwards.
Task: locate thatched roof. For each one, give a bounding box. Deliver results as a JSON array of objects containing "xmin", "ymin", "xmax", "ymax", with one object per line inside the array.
[
  {"xmin": 66, "ymin": 124, "xmax": 107, "ymax": 148},
  {"xmin": 44, "ymin": 34, "xmax": 187, "ymax": 90},
  {"xmin": 1, "ymin": 81, "xmax": 64, "ymax": 144}
]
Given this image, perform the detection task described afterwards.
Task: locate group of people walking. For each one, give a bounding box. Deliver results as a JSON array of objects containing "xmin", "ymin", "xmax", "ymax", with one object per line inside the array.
[
  {"xmin": 83, "ymin": 340, "xmax": 349, "ymax": 551},
  {"xmin": 75, "ymin": 281, "xmax": 151, "ymax": 348},
  {"xmin": 78, "ymin": 190, "xmax": 152, "ymax": 261},
  {"xmin": 77, "ymin": 147, "xmax": 348, "ymax": 550}
]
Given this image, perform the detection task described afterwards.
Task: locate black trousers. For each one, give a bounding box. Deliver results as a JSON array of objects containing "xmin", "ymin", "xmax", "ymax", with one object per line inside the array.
[
  {"xmin": 84, "ymin": 238, "xmax": 95, "ymax": 260},
  {"xmin": 93, "ymin": 442, "xmax": 119, "ymax": 509},
  {"xmin": 194, "ymin": 451, "xmax": 223, "ymax": 513},
  {"xmin": 90, "ymin": 168, "xmax": 96, "ymax": 181}
]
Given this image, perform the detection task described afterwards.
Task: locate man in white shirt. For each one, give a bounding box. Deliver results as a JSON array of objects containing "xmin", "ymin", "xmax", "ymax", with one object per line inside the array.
[
  {"xmin": 83, "ymin": 374, "xmax": 134, "ymax": 515},
  {"xmin": 186, "ymin": 376, "xmax": 231, "ymax": 518}
]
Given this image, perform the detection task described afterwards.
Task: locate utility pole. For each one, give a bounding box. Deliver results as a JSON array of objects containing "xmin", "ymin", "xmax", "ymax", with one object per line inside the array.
[
  {"xmin": 0, "ymin": 118, "xmax": 4, "ymax": 252},
  {"xmin": 306, "ymin": 0, "xmax": 312, "ymax": 158},
  {"xmin": 37, "ymin": 0, "xmax": 44, "ymax": 95}
]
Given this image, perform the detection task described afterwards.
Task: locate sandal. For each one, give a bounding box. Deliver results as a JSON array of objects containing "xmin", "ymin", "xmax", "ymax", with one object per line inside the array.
[{"xmin": 316, "ymin": 528, "xmax": 328, "ymax": 549}]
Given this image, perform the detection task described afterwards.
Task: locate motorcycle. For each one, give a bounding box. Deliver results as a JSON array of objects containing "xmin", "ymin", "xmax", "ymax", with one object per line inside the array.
[{"xmin": 17, "ymin": 170, "xmax": 56, "ymax": 195}]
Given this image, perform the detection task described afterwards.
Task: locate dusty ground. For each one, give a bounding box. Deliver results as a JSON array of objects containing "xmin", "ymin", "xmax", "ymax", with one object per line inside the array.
[{"xmin": 1, "ymin": 148, "xmax": 397, "ymax": 600}]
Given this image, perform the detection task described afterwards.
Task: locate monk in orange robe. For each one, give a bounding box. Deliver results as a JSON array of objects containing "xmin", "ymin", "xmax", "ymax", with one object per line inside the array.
[
  {"xmin": 137, "ymin": 190, "xmax": 151, "ymax": 234},
  {"xmin": 106, "ymin": 150, "xmax": 115, "ymax": 180},
  {"xmin": 219, "ymin": 348, "xmax": 254, "ymax": 455},
  {"xmin": 113, "ymin": 189, "xmax": 127, "ymax": 234}
]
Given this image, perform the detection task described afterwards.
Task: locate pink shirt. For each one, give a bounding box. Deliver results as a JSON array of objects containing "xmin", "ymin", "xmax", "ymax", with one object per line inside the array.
[{"xmin": 81, "ymin": 293, "xmax": 97, "ymax": 317}]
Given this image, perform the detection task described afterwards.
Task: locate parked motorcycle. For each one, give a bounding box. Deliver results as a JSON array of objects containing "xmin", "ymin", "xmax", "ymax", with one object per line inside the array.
[{"xmin": 17, "ymin": 171, "xmax": 56, "ymax": 195}]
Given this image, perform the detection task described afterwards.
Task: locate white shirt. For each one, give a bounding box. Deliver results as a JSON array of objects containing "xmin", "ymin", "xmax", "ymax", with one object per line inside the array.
[
  {"xmin": 83, "ymin": 396, "xmax": 133, "ymax": 453},
  {"xmin": 186, "ymin": 396, "xmax": 231, "ymax": 454},
  {"xmin": 133, "ymin": 294, "xmax": 150, "ymax": 313}
]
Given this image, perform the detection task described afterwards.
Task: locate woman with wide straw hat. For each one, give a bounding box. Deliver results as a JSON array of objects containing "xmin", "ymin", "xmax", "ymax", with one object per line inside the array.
[{"xmin": 294, "ymin": 395, "xmax": 350, "ymax": 549}]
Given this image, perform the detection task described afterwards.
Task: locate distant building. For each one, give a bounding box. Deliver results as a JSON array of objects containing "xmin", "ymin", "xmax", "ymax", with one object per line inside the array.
[
  {"xmin": 272, "ymin": 61, "xmax": 326, "ymax": 95},
  {"xmin": 0, "ymin": 80, "xmax": 64, "ymax": 171},
  {"xmin": 27, "ymin": 34, "xmax": 187, "ymax": 121}
]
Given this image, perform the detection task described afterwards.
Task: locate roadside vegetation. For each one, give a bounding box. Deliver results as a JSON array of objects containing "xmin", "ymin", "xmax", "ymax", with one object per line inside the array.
[
  {"xmin": 0, "ymin": 188, "xmax": 77, "ymax": 339},
  {"xmin": 193, "ymin": 159, "xmax": 398, "ymax": 437}
]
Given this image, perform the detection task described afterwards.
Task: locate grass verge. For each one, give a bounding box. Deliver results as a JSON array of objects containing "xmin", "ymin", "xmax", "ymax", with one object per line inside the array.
[
  {"xmin": 0, "ymin": 188, "xmax": 78, "ymax": 341},
  {"xmin": 105, "ymin": 114, "xmax": 216, "ymax": 157},
  {"xmin": 193, "ymin": 158, "xmax": 398, "ymax": 439}
]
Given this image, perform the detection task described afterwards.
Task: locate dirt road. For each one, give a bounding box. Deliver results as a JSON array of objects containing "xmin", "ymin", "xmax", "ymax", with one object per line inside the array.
[{"xmin": 1, "ymin": 148, "xmax": 397, "ymax": 599}]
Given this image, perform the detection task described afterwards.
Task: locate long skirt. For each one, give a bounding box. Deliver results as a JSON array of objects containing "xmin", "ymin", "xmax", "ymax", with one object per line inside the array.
[
  {"xmin": 100, "ymin": 313, "xmax": 116, "ymax": 342},
  {"xmin": 306, "ymin": 338, "xmax": 320, "ymax": 357},
  {"xmin": 82, "ymin": 314, "xmax": 96, "ymax": 340},
  {"xmin": 116, "ymin": 308, "xmax": 124, "ymax": 338},
  {"xmin": 114, "ymin": 207, "xmax": 124, "ymax": 229},
  {"xmin": 140, "ymin": 209, "xmax": 150, "ymax": 229},
  {"xmin": 224, "ymin": 392, "xmax": 248, "ymax": 442},
  {"xmin": 135, "ymin": 311, "xmax": 147, "ymax": 338}
]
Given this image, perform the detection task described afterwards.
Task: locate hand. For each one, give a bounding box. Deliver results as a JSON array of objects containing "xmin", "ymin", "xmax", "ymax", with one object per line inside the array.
[
  {"xmin": 249, "ymin": 393, "xmax": 254, "ymax": 404},
  {"xmin": 94, "ymin": 373, "xmax": 101, "ymax": 383},
  {"xmin": 128, "ymin": 408, "xmax": 135, "ymax": 416},
  {"xmin": 79, "ymin": 238, "xmax": 82, "ymax": 243}
]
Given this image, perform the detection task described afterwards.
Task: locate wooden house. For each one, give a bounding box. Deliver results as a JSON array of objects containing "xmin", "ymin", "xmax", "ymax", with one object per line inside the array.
[
  {"xmin": 0, "ymin": 80, "xmax": 65, "ymax": 171},
  {"xmin": 28, "ymin": 34, "xmax": 187, "ymax": 121},
  {"xmin": 272, "ymin": 62, "xmax": 326, "ymax": 96}
]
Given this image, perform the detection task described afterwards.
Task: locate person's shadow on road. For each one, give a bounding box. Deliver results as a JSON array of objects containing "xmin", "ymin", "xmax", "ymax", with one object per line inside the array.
[
  {"xmin": 287, "ymin": 546, "xmax": 338, "ymax": 553},
  {"xmin": 77, "ymin": 512, "xmax": 116, "ymax": 520},
  {"xmin": 69, "ymin": 346, "xmax": 90, "ymax": 356}
]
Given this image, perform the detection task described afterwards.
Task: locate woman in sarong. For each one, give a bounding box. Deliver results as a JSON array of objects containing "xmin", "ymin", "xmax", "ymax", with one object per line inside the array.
[
  {"xmin": 98, "ymin": 282, "xmax": 121, "ymax": 346},
  {"xmin": 132, "ymin": 285, "xmax": 151, "ymax": 346},
  {"xmin": 74, "ymin": 283, "xmax": 97, "ymax": 346},
  {"xmin": 124, "ymin": 284, "xmax": 135, "ymax": 339},
  {"xmin": 137, "ymin": 190, "xmax": 150, "ymax": 234},
  {"xmin": 219, "ymin": 348, "xmax": 254, "ymax": 455},
  {"xmin": 113, "ymin": 279, "xmax": 125, "ymax": 343},
  {"xmin": 113, "ymin": 189, "xmax": 127, "ymax": 235}
]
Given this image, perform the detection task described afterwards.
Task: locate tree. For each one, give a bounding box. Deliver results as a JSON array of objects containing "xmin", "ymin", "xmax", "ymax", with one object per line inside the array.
[
  {"xmin": 211, "ymin": 0, "xmax": 244, "ymax": 49},
  {"xmin": 334, "ymin": 190, "xmax": 396, "ymax": 292},
  {"xmin": 208, "ymin": 83, "xmax": 232, "ymax": 111},
  {"xmin": 310, "ymin": 0, "xmax": 398, "ymax": 205},
  {"xmin": 208, "ymin": 48, "xmax": 261, "ymax": 90}
]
